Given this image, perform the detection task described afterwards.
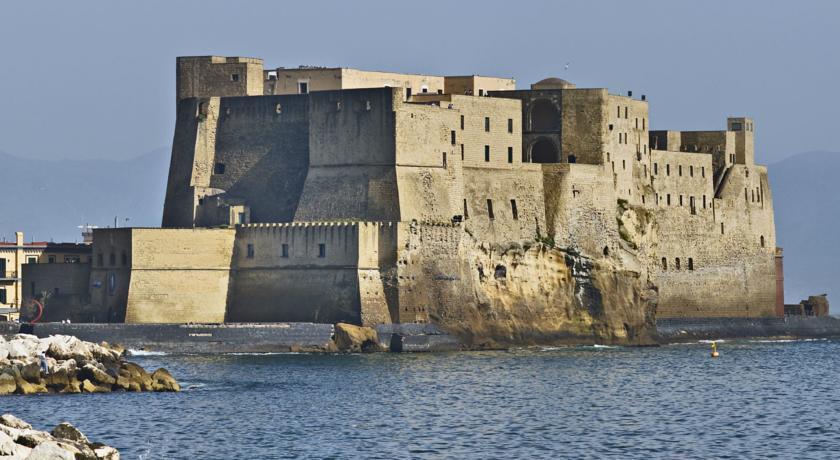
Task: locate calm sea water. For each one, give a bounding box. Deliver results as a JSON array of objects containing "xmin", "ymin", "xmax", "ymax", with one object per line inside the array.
[{"xmin": 3, "ymin": 339, "xmax": 840, "ymax": 459}]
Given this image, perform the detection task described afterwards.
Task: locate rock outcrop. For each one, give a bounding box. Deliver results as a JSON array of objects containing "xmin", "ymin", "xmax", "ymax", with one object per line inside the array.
[
  {"xmin": 0, "ymin": 414, "xmax": 119, "ymax": 459},
  {"xmin": 0, "ymin": 334, "xmax": 179, "ymax": 395},
  {"xmin": 334, "ymin": 323, "xmax": 383, "ymax": 353}
]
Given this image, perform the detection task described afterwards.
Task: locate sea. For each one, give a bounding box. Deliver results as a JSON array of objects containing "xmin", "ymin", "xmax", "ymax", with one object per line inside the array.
[{"xmin": 3, "ymin": 338, "xmax": 840, "ymax": 459}]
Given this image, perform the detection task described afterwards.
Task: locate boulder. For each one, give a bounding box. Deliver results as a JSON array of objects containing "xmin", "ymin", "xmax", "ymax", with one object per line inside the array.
[
  {"xmin": 0, "ymin": 430, "xmax": 17, "ymax": 456},
  {"xmin": 78, "ymin": 363, "xmax": 116, "ymax": 386},
  {"xmin": 0, "ymin": 414, "xmax": 32, "ymax": 430},
  {"xmin": 0, "ymin": 341, "xmax": 8, "ymax": 361},
  {"xmin": 46, "ymin": 335, "xmax": 92, "ymax": 362},
  {"xmin": 80, "ymin": 379, "xmax": 111, "ymax": 394},
  {"xmin": 44, "ymin": 367, "xmax": 71, "ymax": 389},
  {"xmin": 13, "ymin": 372, "xmax": 47, "ymax": 395},
  {"xmin": 19, "ymin": 361, "xmax": 42, "ymax": 383},
  {"xmin": 334, "ymin": 323, "xmax": 383, "ymax": 353},
  {"xmin": 27, "ymin": 441, "xmax": 75, "ymax": 460},
  {"xmin": 6, "ymin": 339, "xmax": 37, "ymax": 360},
  {"xmin": 151, "ymin": 368, "xmax": 180, "ymax": 392},
  {"xmin": 50, "ymin": 422, "xmax": 89, "ymax": 445},
  {"xmin": 0, "ymin": 373, "xmax": 16, "ymax": 395},
  {"xmin": 117, "ymin": 362, "xmax": 153, "ymax": 391},
  {"xmin": 93, "ymin": 444, "xmax": 120, "ymax": 460}
]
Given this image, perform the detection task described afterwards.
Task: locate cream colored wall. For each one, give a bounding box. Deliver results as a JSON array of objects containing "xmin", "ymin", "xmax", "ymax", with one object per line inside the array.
[
  {"xmin": 444, "ymin": 76, "xmax": 515, "ymax": 95},
  {"xmin": 605, "ymin": 94, "xmax": 649, "ymax": 206},
  {"xmin": 177, "ymin": 56, "xmax": 264, "ymax": 101},
  {"xmin": 266, "ymin": 68, "xmax": 343, "ymax": 94},
  {"xmin": 265, "ymin": 68, "xmax": 445, "ymax": 97}
]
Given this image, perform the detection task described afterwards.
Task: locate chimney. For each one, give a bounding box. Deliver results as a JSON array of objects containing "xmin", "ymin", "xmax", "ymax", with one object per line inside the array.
[{"xmin": 15, "ymin": 231, "xmax": 23, "ymax": 246}]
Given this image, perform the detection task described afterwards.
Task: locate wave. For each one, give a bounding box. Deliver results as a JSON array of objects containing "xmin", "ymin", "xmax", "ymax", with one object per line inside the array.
[
  {"xmin": 697, "ymin": 340, "xmax": 726, "ymax": 344},
  {"xmin": 127, "ymin": 349, "xmax": 168, "ymax": 356},
  {"xmin": 224, "ymin": 352, "xmax": 303, "ymax": 356}
]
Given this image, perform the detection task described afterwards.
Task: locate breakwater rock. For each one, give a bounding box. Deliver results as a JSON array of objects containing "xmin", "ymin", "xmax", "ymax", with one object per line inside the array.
[
  {"xmin": 0, "ymin": 414, "xmax": 119, "ymax": 459},
  {"xmin": 0, "ymin": 334, "xmax": 179, "ymax": 395}
]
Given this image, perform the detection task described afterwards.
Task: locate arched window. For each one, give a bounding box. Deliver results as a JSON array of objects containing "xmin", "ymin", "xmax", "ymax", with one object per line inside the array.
[
  {"xmin": 661, "ymin": 258, "xmax": 667, "ymax": 270},
  {"xmin": 760, "ymin": 235, "xmax": 765, "ymax": 248},
  {"xmin": 530, "ymin": 99, "xmax": 560, "ymax": 132},
  {"xmin": 675, "ymin": 257, "xmax": 681, "ymax": 270},
  {"xmin": 688, "ymin": 258, "xmax": 694, "ymax": 270},
  {"xmin": 530, "ymin": 139, "xmax": 560, "ymax": 163}
]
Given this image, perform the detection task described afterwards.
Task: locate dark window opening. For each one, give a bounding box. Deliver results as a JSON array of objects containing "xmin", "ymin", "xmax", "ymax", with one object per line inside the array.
[
  {"xmin": 484, "ymin": 145, "xmax": 490, "ymax": 162},
  {"xmin": 0, "ymin": 289, "xmax": 5, "ymax": 304},
  {"xmin": 494, "ymin": 265, "xmax": 506, "ymax": 279},
  {"xmin": 405, "ymin": 87, "xmax": 411, "ymax": 99},
  {"xmin": 703, "ymin": 195, "xmax": 707, "ymax": 208},
  {"xmin": 603, "ymin": 246, "xmax": 610, "ymax": 257},
  {"xmin": 478, "ymin": 89, "xmax": 484, "ymax": 96},
  {"xmin": 569, "ymin": 155, "xmax": 577, "ymax": 163},
  {"xmin": 214, "ymin": 163, "xmax": 226, "ymax": 174},
  {"xmin": 109, "ymin": 253, "xmax": 116, "ymax": 266},
  {"xmin": 97, "ymin": 254, "xmax": 103, "ymax": 267},
  {"xmin": 48, "ymin": 256, "xmax": 55, "ymax": 264},
  {"xmin": 246, "ymin": 244, "xmax": 255, "ymax": 258},
  {"xmin": 721, "ymin": 223, "xmax": 725, "ymax": 234},
  {"xmin": 702, "ymin": 167, "xmax": 705, "ymax": 177},
  {"xmin": 654, "ymin": 163, "xmax": 658, "ymax": 175},
  {"xmin": 675, "ymin": 257, "xmax": 681, "ymax": 270},
  {"xmin": 450, "ymin": 130, "xmax": 456, "ymax": 145},
  {"xmin": 679, "ymin": 195, "xmax": 683, "ymax": 206},
  {"xmin": 460, "ymin": 144, "xmax": 464, "ymax": 160},
  {"xmin": 530, "ymin": 139, "xmax": 560, "ymax": 163},
  {"xmin": 760, "ymin": 235, "xmax": 765, "ymax": 248},
  {"xmin": 666, "ymin": 164, "xmax": 670, "ymax": 176},
  {"xmin": 679, "ymin": 165, "xmax": 683, "ymax": 176},
  {"xmin": 667, "ymin": 194, "xmax": 671, "ymax": 206},
  {"xmin": 463, "ymin": 199, "xmax": 469, "ymax": 219},
  {"xmin": 508, "ymin": 147, "xmax": 513, "ymax": 163},
  {"xmin": 690, "ymin": 165, "xmax": 694, "ymax": 177},
  {"xmin": 688, "ymin": 258, "xmax": 694, "ymax": 270},
  {"xmin": 281, "ymin": 244, "xmax": 289, "ymax": 258},
  {"xmin": 510, "ymin": 199, "xmax": 518, "ymax": 220},
  {"xmin": 661, "ymin": 258, "xmax": 667, "ymax": 270},
  {"xmin": 487, "ymin": 199, "xmax": 494, "ymax": 219},
  {"xmin": 460, "ymin": 115, "xmax": 465, "ymax": 130},
  {"xmin": 508, "ymin": 118, "xmax": 513, "ymax": 133},
  {"xmin": 231, "ymin": 74, "xmax": 240, "ymax": 82},
  {"xmin": 484, "ymin": 117, "xmax": 490, "ymax": 132},
  {"xmin": 299, "ymin": 82, "xmax": 309, "ymax": 94},
  {"xmin": 531, "ymin": 99, "xmax": 560, "ymax": 131},
  {"xmin": 318, "ymin": 244, "xmax": 326, "ymax": 258},
  {"xmin": 622, "ymin": 160, "xmax": 626, "ymax": 170},
  {"xmin": 442, "ymin": 152, "xmax": 447, "ymax": 168}
]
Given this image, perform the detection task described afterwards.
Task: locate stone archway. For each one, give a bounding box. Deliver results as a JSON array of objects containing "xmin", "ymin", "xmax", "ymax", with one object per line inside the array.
[{"xmin": 530, "ymin": 139, "xmax": 560, "ymax": 163}]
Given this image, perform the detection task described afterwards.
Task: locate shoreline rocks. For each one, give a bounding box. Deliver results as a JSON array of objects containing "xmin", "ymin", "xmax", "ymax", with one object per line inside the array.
[
  {"xmin": 0, "ymin": 414, "xmax": 119, "ymax": 459},
  {"xmin": 0, "ymin": 334, "xmax": 179, "ymax": 396}
]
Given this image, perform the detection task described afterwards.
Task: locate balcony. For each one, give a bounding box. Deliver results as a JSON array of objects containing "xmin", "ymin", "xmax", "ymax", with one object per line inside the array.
[{"xmin": 0, "ymin": 272, "xmax": 19, "ymax": 282}]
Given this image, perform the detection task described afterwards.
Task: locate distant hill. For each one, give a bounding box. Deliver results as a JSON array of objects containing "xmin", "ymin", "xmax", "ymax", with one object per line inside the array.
[
  {"xmin": 769, "ymin": 151, "xmax": 840, "ymax": 308},
  {"xmin": 0, "ymin": 148, "xmax": 170, "ymax": 243}
]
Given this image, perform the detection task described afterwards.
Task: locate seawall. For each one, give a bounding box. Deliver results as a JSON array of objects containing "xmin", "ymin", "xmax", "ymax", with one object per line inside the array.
[{"xmin": 656, "ymin": 316, "xmax": 840, "ymax": 341}]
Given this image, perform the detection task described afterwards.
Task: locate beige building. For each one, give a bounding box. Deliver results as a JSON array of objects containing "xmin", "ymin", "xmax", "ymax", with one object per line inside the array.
[
  {"xmin": 0, "ymin": 232, "xmax": 91, "ymax": 312},
  {"xmin": 44, "ymin": 56, "xmax": 784, "ymax": 345}
]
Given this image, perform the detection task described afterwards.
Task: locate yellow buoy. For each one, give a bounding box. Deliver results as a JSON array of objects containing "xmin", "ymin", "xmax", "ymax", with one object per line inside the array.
[{"xmin": 710, "ymin": 342, "xmax": 720, "ymax": 358}]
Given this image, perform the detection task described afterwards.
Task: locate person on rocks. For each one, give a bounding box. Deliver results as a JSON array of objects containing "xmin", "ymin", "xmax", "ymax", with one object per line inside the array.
[{"xmin": 39, "ymin": 351, "xmax": 49, "ymax": 375}]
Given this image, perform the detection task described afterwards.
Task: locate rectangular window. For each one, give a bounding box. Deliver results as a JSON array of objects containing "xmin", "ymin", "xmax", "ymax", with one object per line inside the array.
[
  {"xmin": 298, "ymin": 81, "xmax": 309, "ymax": 94},
  {"xmin": 508, "ymin": 147, "xmax": 513, "ymax": 163},
  {"xmin": 624, "ymin": 107, "xmax": 628, "ymax": 118},
  {"xmin": 617, "ymin": 106, "xmax": 621, "ymax": 117},
  {"xmin": 121, "ymin": 252, "xmax": 128, "ymax": 266},
  {"xmin": 654, "ymin": 163, "xmax": 658, "ymax": 175},
  {"xmin": 510, "ymin": 199, "xmax": 518, "ymax": 220},
  {"xmin": 214, "ymin": 163, "xmax": 226, "ymax": 174},
  {"xmin": 28, "ymin": 256, "xmax": 37, "ymax": 264},
  {"xmin": 721, "ymin": 222, "xmax": 725, "ymax": 234},
  {"xmin": 622, "ymin": 160, "xmax": 626, "ymax": 170},
  {"xmin": 478, "ymin": 89, "xmax": 484, "ymax": 96},
  {"xmin": 690, "ymin": 165, "xmax": 694, "ymax": 177},
  {"xmin": 281, "ymin": 244, "xmax": 289, "ymax": 258},
  {"xmin": 231, "ymin": 74, "xmax": 240, "ymax": 82},
  {"xmin": 460, "ymin": 115, "xmax": 464, "ymax": 130},
  {"xmin": 702, "ymin": 166, "xmax": 705, "ymax": 177},
  {"xmin": 463, "ymin": 199, "xmax": 469, "ymax": 219},
  {"xmin": 405, "ymin": 87, "xmax": 411, "ymax": 99},
  {"xmin": 487, "ymin": 199, "xmax": 494, "ymax": 219},
  {"xmin": 48, "ymin": 256, "xmax": 55, "ymax": 264},
  {"xmin": 246, "ymin": 244, "xmax": 255, "ymax": 258},
  {"xmin": 508, "ymin": 118, "xmax": 513, "ymax": 133},
  {"xmin": 484, "ymin": 117, "xmax": 490, "ymax": 132},
  {"xmin": 679, "ymin": 165, "xmax": 683, "ymax": 176},
  {"xmin": 442, "ymin": 152, "xmax": 447, "ymax": 168},
  {"xmin": 460, "ymin": 144, "xmax": 464, "ymax": 160},
  {"xmin": 0, "ymin": 288, "xmax": 5, "ymax": 305},
  {"xmin": 109, "ymin": 253, "xmax": 116, "ymax": 266},
  {"xmin": 635, "ymin": 118, "xmax": 638, "ymax": 129},
  {"xmin": 484, "ymin": 145, "xmax": 490, "ymax": 162},
  {"xmin": 666, "ymin": 164, "xmax": 670, "ymax": 176},
  {"xmin": 643, "ymin": 164, "xmax": 647, "ymax": 177},
  {"xmin": 667, "ymin": 194, "xmax": 671, "ymax": 206},
  {"xmin": 451, "ymin": 130, "xmax": 456, "ymax": 145},
  {"xmin": 679, "ymin": 195, "xmax": 683, "ymax": 206},
  {"xmin": 238, "ymin": 212, "xmax": 246, "ymax": 224},
  {"xmin": 318, "ymin": 243, "xmax": 326, "ymax": 258},
  {"xmin": 703, "ymin": 195, "xmax": 707, "ymax": 208}
]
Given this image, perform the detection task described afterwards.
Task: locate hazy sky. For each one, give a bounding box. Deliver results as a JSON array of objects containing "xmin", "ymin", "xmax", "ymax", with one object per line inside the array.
[{"xmin": 1, "ymin": 0, "xmax": 838, "ymax": 163}]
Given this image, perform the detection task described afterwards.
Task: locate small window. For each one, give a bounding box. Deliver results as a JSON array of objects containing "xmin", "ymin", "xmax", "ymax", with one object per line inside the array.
[
  {"xmin": 26, "ymin": 256, "xmax": 37, "ymax": 264},
  {"xmin": 460, "ymin": 115, "xmax": 465, "ymax": 130},
  {"xmin": 508, "ymin": 119, "xmax": 513, "ymax": 133},
  {"xmin": 661, "ymin": 257, "xmax": 667, "ymax": 270},
  {"xmin": 721, "ymin": 222, "xmax": 725, "ymax": 235},
  {"xmin": 121, "ymin": 252, "xmax": 128, "ymax": 266},
  {"xmin": 690, "ymin": 165, "xmax": 694, "ymax": 177},
  {"xmin": 654, "ymin": 163, "xmax": 658, "ymax": 175},
  {"xmin": 451, "ymin": 130, "xmax": 456, "ymax": 145},
  {"xmin": 421, "ymin": 86, "xmax": 428, "ymax": 93},
  {"xmin": 624, "ymin": 107, "xmax": 628, "ymax": 118},
  {"xmin": 460, "ymin": 144, "xmax": 464, "ymax": 160},
  {"xmin": 463, "ymin": 199, "xmax": 469, "ymax": 219},
  {"xmin": 603, "ymin": 246, "xmax": 610, "ymax": 257},
  {"xmin": 0, "ymin": 289, "xmax": 6, "ymax": 305},
  {"xmin": 508, "ymin": 147, "xmax": 513, "ymax": 163},
  {"xmin": 484, "ymin": 117, "xmax": 490, "ymax": 132},
  {"xmin": 484, "ymin": 145, "xmax": 490, "ymax": 162},
  {"xmin": 109, "ymin": 253, "xmax": 116, "ymax": 266},
  {"xmin": 760, "ymin": 235, "xmax": 765, "ymax": 248},
  {"xmin": 569, "ymin": 155, "xmax": 577, "ymax": 163},
  {"xmin": 703, "ymin": 195, "xmax": 707, "ymax": 208},
  {"xmin": 214, "ymin": 163, "xmax": 226, "ymax": 175},
  {"xmin": 487, "ymin": 199, "xmax": 495, "ymax": 219},
  {"xmin": 679, "ymin": 195, "xmax": 683, "ymax": 206},
  {"xmin": 318, "ymin": 243, "xmax": 326, "ymax": 258},
  {"xmin": 246, "ymin": 244, "xmax": 255, "ymax": 259},
  {"xmin": 231, "ymin": 74, "xmax": 240, "ymax": 82},
  {"xmin": 679, "ymin": 165, "xmax": 683, "ymax": 176},
  {"xmin": 281, "ymin": 244, "xmax": 289, "ymax": 258},
  {"xmin": 643, "ymin": 164, "xmax": 647, "ymax": 177},
  {"xmin": 667, "ymin": 194, "xmax": 671, "ymax": 206},
  {"xmin": 622, "ymin": 160, "xmax": 626, "ymax": 170},
  {"xmin": 510, "ymin": 199, "xmax": 518, "ymax": 220},
  {"xmin": 238, "ymin": 212, "xmax": 246, "ymax": 224},
  {"xmin": 48, "ymin": 256, "xmax": 55, "ymax": 264},
  {"xmin": 732, "ymin": 122, "xmax": 742, "ymax": 131},
  {"xmin": 299, "ymin": 81, "xmax": 309, "ymax": 94},
  {"xmin": 635, "ymin": 118, "xmax": 638, "ymax": 129},
  {"xmin": 442, "ymin": 152, "xmax": 447, "ymax": 168},
  {"xmin": 478, "ymin": 89, "xmax": 484, "ymax": 96},
  {"xmin": 688, "ymin": 258, "xmax": 694, "ymax": 270},
  {"xmin": 617, "ymin": 106, "xmax": 621, "ymax": 118},
  {"xmin": 666, "ymin": 164, "xmax": 670, "ymax": 176},
  {"xmin": 675, "ymin": 257, "xmax": 681, "ymax": 270},
  {"xmin": 702, "ymin": 167, "xmax": 705, "ymax": 177}
]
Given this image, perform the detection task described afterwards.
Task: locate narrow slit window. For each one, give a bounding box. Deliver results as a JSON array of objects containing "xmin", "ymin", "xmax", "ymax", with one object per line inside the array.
[
  {"xmin": 484, "ymin": 145, "xmax": 490, "ymax": 162},
  {"xmin": 688, "ymin": 258, "xmax": 694, "ymax": 270},
  {"xmin": 463, "ymin": 199, "xmax": 469, "ymax": 219},
  {"xmin": 460, "ymin": 115, "xmax": 465, "ymax": 130},
  {"xmin": 510, "ymin": 199, "xmax": 518, "ymax": 220},
  {"xmin": 508, "ymin": 147, "xmax": 513, "ymax": 163},
  {"xmin": 246, "ymin": 244, "xmax": 255, "ymax": 258},
  {"xmin": 485, "ymin": 117, "xmax": 490, "ymax": 132},
  {"xmin": 318, "ymin": 243, "xmax": 326, "ymax": 258},
  {"xmin": 508, "ymin": 118, "xmax": 513, "ymax": 133},
  {"xmin": 281, "ymin": 244, "xmax": 289, "ymax": 258},
  {"xmin": 661, "ymin": 258, "xmax": 667, "ymax": 270},
  {"xmin": 487, "ymin": 199, "xmax": 494, "ymax": 219},
  {"xmin": 451, "ymin": 130, "xmax": 456, "ymax": 145}
]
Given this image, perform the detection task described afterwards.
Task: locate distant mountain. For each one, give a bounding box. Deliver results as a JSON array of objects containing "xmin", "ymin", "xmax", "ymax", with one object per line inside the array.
[
  {"xmin": 769, "ymin": 151, "xmax": 840, "ymax": 308},
  {"xmin": 0, "ymin": 148, "xmax": 170, "ymax": 243}
]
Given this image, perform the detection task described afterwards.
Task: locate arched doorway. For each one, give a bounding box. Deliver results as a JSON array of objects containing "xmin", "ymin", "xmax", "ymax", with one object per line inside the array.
[
  {"xmin": 530, "ymin": 139, "xmax": 560, "ymax": 163},
  {"xmin": 530, "ymin": 99, "xmax": 560, "ymax": 132}
]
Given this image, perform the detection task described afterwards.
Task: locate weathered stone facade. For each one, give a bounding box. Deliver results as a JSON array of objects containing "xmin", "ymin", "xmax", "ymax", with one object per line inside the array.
[{"xmin": 82, "ymin": 56, "xmax": 781, "ymax": 345}]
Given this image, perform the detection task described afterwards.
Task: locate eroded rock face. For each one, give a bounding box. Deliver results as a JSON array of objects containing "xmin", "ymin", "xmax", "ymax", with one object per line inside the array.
[
  {"xmin": 418, "ymin": 238, "xmax": 658, "ymax": 348},
  {"xmin": 0, "ymin": 415, "xmax": 118, "ymax": 459},
  {"xmin": 334, "ymin": 323, "xmax": 383, "ymax": 353},
  {"xmin": 0, "ymin": 335, "xmax": 179, "ymax": 396}
]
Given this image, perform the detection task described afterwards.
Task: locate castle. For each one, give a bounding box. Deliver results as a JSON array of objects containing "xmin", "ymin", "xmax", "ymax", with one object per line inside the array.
[{"xmin": 61, "ymin": 56, "xmax": 781, "ymax": 344}]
